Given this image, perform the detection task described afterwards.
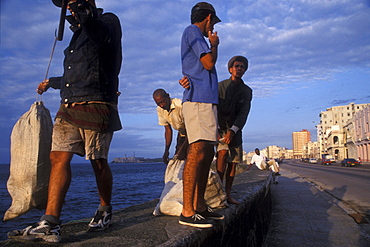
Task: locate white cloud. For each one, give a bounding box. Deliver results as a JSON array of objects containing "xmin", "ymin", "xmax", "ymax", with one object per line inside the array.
[{"xmin": 0, "ymin": 0, "xmax": 369, "ymax": 162}]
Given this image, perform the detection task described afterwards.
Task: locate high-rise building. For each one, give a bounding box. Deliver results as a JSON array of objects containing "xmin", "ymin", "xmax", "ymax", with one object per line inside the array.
[{"xmin": 292, "ymin": 129, "xmax": 311, "ymax": 159}]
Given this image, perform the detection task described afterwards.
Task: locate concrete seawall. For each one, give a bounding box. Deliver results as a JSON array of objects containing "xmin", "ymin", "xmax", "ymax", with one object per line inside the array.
[{"xmin": 2, "ymin": 166, "xmax": 272, "ymax": 246}]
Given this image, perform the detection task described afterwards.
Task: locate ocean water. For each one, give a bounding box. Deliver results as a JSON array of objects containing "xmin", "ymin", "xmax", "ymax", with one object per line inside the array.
[{"xmin": 0, "ymin": 162, "xmax": 166, "ymax": 241}]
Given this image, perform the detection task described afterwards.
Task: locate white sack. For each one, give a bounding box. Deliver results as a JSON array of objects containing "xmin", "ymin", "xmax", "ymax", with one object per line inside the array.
[
  {"xmin": 153, "ymin": 159, "xmax": 228, "ymax": 216},
  {"xmin": 4, "ymin": 101, "xmax": 53, "ymax": 221}
]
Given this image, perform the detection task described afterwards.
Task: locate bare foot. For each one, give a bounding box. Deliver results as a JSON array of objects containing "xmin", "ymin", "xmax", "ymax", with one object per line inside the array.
[{"xmin": 227, "ymin": 197, "xmax": 240, "ymax": 204}]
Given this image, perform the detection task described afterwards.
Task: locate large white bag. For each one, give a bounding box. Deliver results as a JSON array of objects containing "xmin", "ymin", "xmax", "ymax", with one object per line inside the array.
[
  {"xmin": 153, "ymin": 159, "xmax": 228, "ymax": 216},
  {"xmin": 4, "ymin": 101, "xmax": 53, "ymax": 221}
]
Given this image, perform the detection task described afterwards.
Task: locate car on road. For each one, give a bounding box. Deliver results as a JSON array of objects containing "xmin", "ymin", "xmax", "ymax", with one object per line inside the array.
[
  {"xmin": 321, "ymin": 159, "xmax": 332, "ymax": 165},
  {"xmin": 309, "ymin": 158, "xmax": 318, "ymax": 164},
  {"xmin": 340, "ymin": 158, "xmax": 360, "ymax": 167}
]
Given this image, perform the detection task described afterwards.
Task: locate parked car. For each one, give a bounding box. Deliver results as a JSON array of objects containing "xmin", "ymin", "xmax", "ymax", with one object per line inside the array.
[
  {"xmin": 321, "ymin": 159, "xmax": 332, "ymax": 165},
  {"xmin": 309, "ymin": 158, "xmax": 318, "ymax": 164},
  {"xmin": 340, "ymin": 158, "xmax": 360, "ymax": 167}
]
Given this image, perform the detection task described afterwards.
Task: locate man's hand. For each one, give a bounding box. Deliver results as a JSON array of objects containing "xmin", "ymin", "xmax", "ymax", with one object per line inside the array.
[
  {"xmin": 68, "ymin": 0, "xmax": 97, "ymax": 23},
  {"xmin": 208, "ymin": 31, "xmax": 219, "ymax": 48},
  {"xmin": 179, "ymin": 76, "xmax": 190, "ymax": 89},
  {"xmin": 37, "ymin": 80, "xmax": 50, "ymax": 94},
  {"xmin": 221, "ymin": 130, "xmax": 235, "ymax": 144},
  {"xmin": 200, "ymin": 31, "xmax": 219, "ymax": 70},
  {"xmin": 163, "ymin": 150, "xmax": 170, "ymax": 165},
  {"xmin": 243, "ymin": 164, "xmax": 253, "ymax": 172}
]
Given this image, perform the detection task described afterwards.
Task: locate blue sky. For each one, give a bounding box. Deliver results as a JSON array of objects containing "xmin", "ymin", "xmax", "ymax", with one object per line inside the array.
[{"xmin": 1, "ymin": 0, "xmax": 370, "ymax": 163}]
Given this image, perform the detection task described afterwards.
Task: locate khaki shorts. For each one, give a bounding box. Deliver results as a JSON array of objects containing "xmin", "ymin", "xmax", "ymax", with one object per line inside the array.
[
  {"xmin": 217, "ymin": 143, "xmax": 243, "ymax": 164},
  {"xmin": 52, "ymin": 118, "xmax": 113, "ymax": 160},
  {"xmin": 182, "ymin": 102, "xmax": 218, "ymax": 144}
]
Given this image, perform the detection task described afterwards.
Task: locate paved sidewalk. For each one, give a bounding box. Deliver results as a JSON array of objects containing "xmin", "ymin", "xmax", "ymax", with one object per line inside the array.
[{"xmin": 263, "ymin": 169, "xmax": 370, "ymax": 247}]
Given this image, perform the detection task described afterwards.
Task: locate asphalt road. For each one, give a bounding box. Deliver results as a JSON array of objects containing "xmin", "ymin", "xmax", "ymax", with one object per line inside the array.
[{"xmin": 280, "ymin": 159, "xmax": 370, "ymax": 221}]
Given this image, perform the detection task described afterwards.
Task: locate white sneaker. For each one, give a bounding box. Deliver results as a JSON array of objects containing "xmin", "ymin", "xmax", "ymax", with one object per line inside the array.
[{"xmin": 7, "ymin": 220, "xmax": 61, "ymax": 243}]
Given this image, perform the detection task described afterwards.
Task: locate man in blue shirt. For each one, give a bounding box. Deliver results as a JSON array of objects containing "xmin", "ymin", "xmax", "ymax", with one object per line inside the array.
[{"xmin": 179, "ymin": 2, "xmax": 224, "ymax": 228}]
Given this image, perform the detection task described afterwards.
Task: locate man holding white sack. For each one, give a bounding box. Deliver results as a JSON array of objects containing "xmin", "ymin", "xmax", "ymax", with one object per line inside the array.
[{"xmin": 153, "ymin": 88, "xmax": 188, "ymax": 164}]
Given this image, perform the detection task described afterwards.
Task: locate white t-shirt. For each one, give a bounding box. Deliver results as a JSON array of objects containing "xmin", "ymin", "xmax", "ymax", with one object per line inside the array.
[{"xmin": 251, "ymin": 153, "xmax": 266, "ymax": 170}]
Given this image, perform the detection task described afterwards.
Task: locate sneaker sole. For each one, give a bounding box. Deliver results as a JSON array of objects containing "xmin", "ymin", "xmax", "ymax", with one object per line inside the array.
[
  {"xmin": 8, "ymin": 235, "xmax": 61, "ymax": 243},
  {"xmin": 206, "ymin": 215, "xmax": 225, "ymax": 220},
  {"xmin": 88, "ymin": 223, "xmax": 111, "ymax": 232},
  {"xmin": 179, "ymin": 220, "xmax": 213, "ymax": 228},
  {"xmin": 196, "ymin": 211, "xmax": 225, "ymax": 220},
  {"xmin": 8, "ymin": 235, "xmax": 37, "ymax": 241}
]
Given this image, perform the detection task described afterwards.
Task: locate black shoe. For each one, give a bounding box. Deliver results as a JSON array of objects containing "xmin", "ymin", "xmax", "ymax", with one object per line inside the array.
[
  {"xmin": 196, "ymin": 207, "xmax": 225, "ymax": 220},
  {"xmin": 7, "ymin": 220, "xmax": 61, "ymax": 243},
  {"xmin": 88, "ymin": 209, "xmax": 112, "ymax": 231},
  {"xmin": 179, "ymin": 214, "xmax": 213, "ymax": 228}
]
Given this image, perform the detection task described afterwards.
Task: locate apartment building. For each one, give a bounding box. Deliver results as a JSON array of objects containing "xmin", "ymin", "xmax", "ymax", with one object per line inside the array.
[
  {"xmin": 343, "ymin": 120, "xmax": 357, "ymax": 160},
  {"xmin": 303, "ymin": 141, "xmax": 320, "ymax": 159},
  {"xmin": 317, "ymin": 102, "xmax": 370, "ymax": 160},
  {"xmin": 282, "ymin": 149, "xmax": 294, "ymax": 160},
  {"xmin": 354, "ymin": 105, "xmax": 370, "ymax": 162},
  {"xmin": 266, "ymin": 145, "xmax": 281, "ymax": 159},
  {"xmin": 292, "ymin": 129, "xmax": 311, "ymax": 159}
]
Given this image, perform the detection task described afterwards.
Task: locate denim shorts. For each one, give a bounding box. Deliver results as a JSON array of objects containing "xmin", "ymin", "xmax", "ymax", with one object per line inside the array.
[{"xmin": 51, "ymin": 118, "xmax": 113, "ymax": 160}]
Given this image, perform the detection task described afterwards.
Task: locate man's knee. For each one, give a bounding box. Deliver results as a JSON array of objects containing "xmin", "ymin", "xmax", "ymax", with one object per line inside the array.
[
  {"xmin": 186, "ymin": 141, "xmax": 213, "ymax": 164},
  {"xmin": 50, "ymin": 151, "xmax": 73, "ymax": 166},
  {"xmin": 90, "ymin": 159, "xmax": 109, "ymax": 171},
  {"xmin": 217, "ymin": 149, "xmax": 228, "ymax": 157}
]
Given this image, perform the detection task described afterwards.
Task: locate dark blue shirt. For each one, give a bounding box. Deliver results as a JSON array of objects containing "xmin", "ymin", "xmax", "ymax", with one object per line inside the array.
[{"xmin": 49, "ymin": 8, "xmax": 122, "ymax": 105}]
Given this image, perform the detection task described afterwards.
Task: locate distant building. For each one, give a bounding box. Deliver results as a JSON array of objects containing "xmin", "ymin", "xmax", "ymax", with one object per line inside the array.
[
  {"xmin": 353, "ymin": 105, "xmax": 370, "ymax": 162},
  {"xmin": 292, "ymin": 129, "xmax": 311, "ymax": 159},
  {"xmin": 266, "ymin": 145, "xmax": 281, "ymax": 159},
  {"xmin": 317, "ymin": 102, "xmax": 370, "ymax": 161},
  {"xmin": 343, "ymin": 120, "xmax": 356, "ymax": 160},
  {"xmin": 112, "ymin": 156, "xmax": 144, "ymax": 163},
  {"xmin": 303, "ymin": 141, "xmax": 320, "ymax": 159},
  {"xmin": 283, "ymin": 149, "xmax": 294, "ymax": 159}
]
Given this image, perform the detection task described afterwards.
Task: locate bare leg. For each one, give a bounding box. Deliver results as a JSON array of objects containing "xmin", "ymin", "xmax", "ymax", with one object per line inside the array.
[
  {"xmin": 216, "ymin": 149, "xmax": 228, "ymax": 182},
  {"xmin": 45, "ymin": 151, "xmax": 74, "ymax": 219},
  {"xmin": 182, "ymin": 141, "xmax": 214, "ymax": 217},
  {"xmin": 225, "ymin": 162, "xmax": 239, "ymax": 204},
  {"xmin": 182, "ymin": 142, "xmax": 200, "ymax": 217},
  {"xmin": 90, "ymin": 159, "xmax": 112, "ymax": 206},
  {"xmin": 194, "ymin": 142, "xmax": 214, "ymax": 212}
]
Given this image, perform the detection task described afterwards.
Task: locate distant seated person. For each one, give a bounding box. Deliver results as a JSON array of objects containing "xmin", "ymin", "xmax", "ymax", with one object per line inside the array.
[
  {"xmin": 248, "ymin": 148, "xmax": 268, "ymax": 170},
  {"xmin": 245, "ymin": 148, "xmax": 279, "ymax": 171},
  {"xmin": 153, "ymin": 88, "xmax": 188, "ymax": 164}
]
